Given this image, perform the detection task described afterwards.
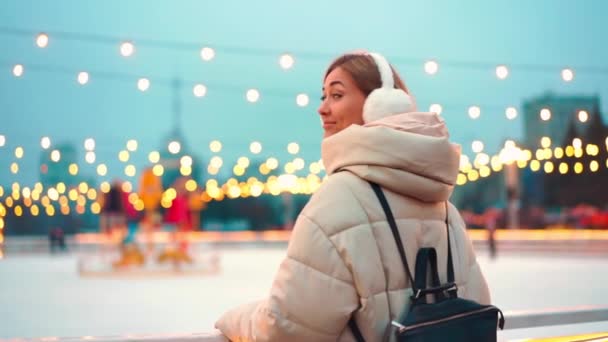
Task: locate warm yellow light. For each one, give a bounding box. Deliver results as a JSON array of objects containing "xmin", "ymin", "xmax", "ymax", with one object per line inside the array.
[
  {"xmin": 152, "ymin": 164, "xmax": 164, "ymax": 176},
  {"xmin": 237, "ymin": 157, "xmax": 250, "ymax": 168},
  {"xmin": 590, "ymin": 160, "xmax": 599, "ymax": 172},
  {"xmin": 180, "ymin": 155, "xmax": 193, "ymax": 167},
  {"xmin": 227, "ymin": 185, "xmax": 241, "ymax": 199},
  {"xmin": 544, "ymin": 161, "xmax": 554, "ymax": 173},
  {"xmin": 118, "ymin": 150, "xmax": 129, "ymax": 162},
  {"xmin": 120, "ymin": 41, "xmax": 135, "ymax": 57},
  {"xmin": 495, "ymin": 65, "xmax": 509, "ymax": 79},
  {"xmin": 125, "ymin": 164, "xmax": 136, "ymax": 177},
  {"xmin": 168, "ymin": 141, "xmax": 181, "ymax": 154},
  {"xmin": 61, "ymin": 205, "xmax": 70, "ymax": 215},
  {"xmin": 48, "ymin": 188, "xmax": 59, "ymax": 201},
  {"xmin": 479, "ymin": 166, "xmax": 491, "ymax": 178},
  {"xmin": 54, "ymin": 183, "xmax": 65, "ymax": 195},
  {"xmin": 137, "ymin": 78, "xmax": 150, "ymax": 91},
  {"xmin": 574, "ymin": 162, "xmax": 583, "ymax": 174},
  {"xmin": 578, "ymin": 110, "xmax": 589, "ymax": 123},
  {"xmin": 46, "ymin": 205, "xmax": 55, "ymax": 216},
  {"xmin": 505, "ymin": 107, "xmax": 518, "ymax": 120},
  {"xmin": 574, "ymin": 148, "xmax": 583, "ymax": 158},
  {"xmin": 530, "ymin": 160, "xmax": 541, "ymax": 172},
  {"xmin": 246, "ymin": 89, "xmax": 260, "ymax": 103},
  {"xmin": 540, "ymin": 137, "xmax": 551, "ymax": 148},
  {"xmin": 284, "ymin": 162, "xmax": 296, "ymax": 174},
  {"xmin": 456, "ymin": 174, "xmax": 467, "ymax": 185},
  {"xmin": 146, "ymin": 151, "xmax": 159, "ymax": 164},
  {"xmin": 185, "ymin": 179, "xmax": 197, "ymax": 192},
  {"xmin": 429, "ymin": 104, "xmax": 442, "ymax": 115},
  {"xmin": 87, "ymin": 189, "xmax": 97, "ymax": 201},
  {"xmin": 5, "ymin": 197, "xmax": 13, "ymax": 207},
  {"xmin": 572, "ymin": 138, "xmax": 582, "ymax": 149},
  {"xmin": 309, "ymin": 162, "xmax": 322, "ymax": 174},
  {"xmin": 83, "ymin": 151, "xmax": 95, "ymax": 164},
  {"xmin": 554, "ymin": 147, "xmax": 564, "ymax": 159},
  {"xmin": 122, "ymin": 181, "xmax": 132, "ymax": 193},
  {"xmin": 78, "ymin": 182, "xmax": 89, "ymax": 194},
  {"xmin": 287, "ymin": 142, "xmax": 300, "ymax": 154},
  {"xmin": 14, "ymin": 205, "xmax": 23, "ymax": 217},
  {"xmin": 15, "ymin": 147, "xmax": 24, "ymax": 159},
  {"xmin": 293, "ymin": 158, "xmax": 305, "ymax": 170},
  {"xmin": 39, "ymin": 136, "xmax": 51, "ymax": 149},
  {"xmin": 424, "ymin": 60, "xmax": 439, "ymax": 75},
  {"xmin": 126, "ymin": 139, "xmax": 138, "ymax": 152},
  {"xmin": 30, "ymin": 204, "xmax": 39, "ymax": 216},
  {"xmin": 193, "ymin": 84, "xmax": 207, "ymax": 97},
  {"xmin": 68, "ymin": 189, "xmax": 78, "ymax": 201},
  {"xmin": 467, "ymin": 170, "xmax": 479, "ymax": 182},
  {"xmin": 561, "ymin": 68, "xmax": 574, "ymax": 82},
  {"xmin": 68, "ymin": 163, "xmax": 78, "ymax": 176},
  {"xmin": 91, "ymin": 202, "xmax": 101, "ymax": 214},
  {"xmin": 0, "ymin": 135, "xmax": 5, "ymax": 147},
  {"xmin": 10, "ymin": 163, "xmax": 19, "ymax": 174},
  {"xmin": 233, "ymin": 165, "xmax": 245, "ymax": 176},
  {"xmin": 540, "ymin": 108, "xmax": 551, "ymax": 121},
  {"xmin": 100, "ymin": 182, "xmax": 111, "ymax": 193},
  {"xmin": 13, "ymin": 64, "xmax": 24, "ymax": 77},
  {"xmin": 200, "ymin": 47, "xmax": 215, "ymax": 61},
  {"xmin": 468, "ymin": 106, "xmax": 481, "ymax": 119},
  {"xmin": 22, "ymin": 187, "xmax": 31, "ymax": 199},
  {"xmin": 180, "ymin": 166, "xmax": 192, "ymax": 176},
  {"xmin": 207, "ymin": 166, "xmax": 219, "ymax": 175},
  {"xmin": 259, "ymin": 164, "xmax": 270, "ymax": 175},
  {"xmin": 209, "ymin": 140, "xmax": 222, "ymax": 153},
  {"xmin": 471, "ymin": 140, "xmax": 484, "ymax": 153},
  {"xmin": 36, "ymin": 33, "xmax": 49, "ymax": 48},
  {"xmin": 96, "ymin": 164, "xmax": 107, "ymax": 176},
  {"xmin": 266, "ymin": 157, "xmax": 279, "ymax": 170},
  {"xmin": 51, "ymin": 150, "xmax": 61, "ymax": 162}
]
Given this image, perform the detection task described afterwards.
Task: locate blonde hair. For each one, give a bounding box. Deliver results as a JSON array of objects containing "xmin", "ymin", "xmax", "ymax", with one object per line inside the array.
[{"xmin": 324, "ymin": 53, "xmax": 410, "ymax": 97}]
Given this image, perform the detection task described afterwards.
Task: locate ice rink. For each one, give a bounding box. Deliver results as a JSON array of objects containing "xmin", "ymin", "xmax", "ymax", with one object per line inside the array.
[{"xmin": 1, "ymin": 246, "xmax": 607, "ymax": 340}]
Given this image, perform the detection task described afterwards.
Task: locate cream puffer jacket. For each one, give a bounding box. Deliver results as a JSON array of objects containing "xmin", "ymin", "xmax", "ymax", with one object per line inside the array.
[{"xmin": 216, "ymin": 112, "xmax": 491, "ymax": 342}]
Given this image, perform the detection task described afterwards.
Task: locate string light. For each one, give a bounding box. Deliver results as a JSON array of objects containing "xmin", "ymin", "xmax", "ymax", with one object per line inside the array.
[
  {"xmin": 505, "ymin": 107, "xmax": 518, "ymax": 120},
  {"xmin": 84, "ymin": 138, "xmax": 95, "ymax": 151},
  {"xmin": 77, "ymin": 71, "xmax": 89, "ymax": 85},
  {"xmin": 468, "ymin": 106, "xmax": 481, "ymax": 119},
  {"xmin": 495, "ymin": 65, "xmax": 509, "ymax": 79},
  {"xmin": 424, "ymin": 60, "xmax": 439, "ymax": 75},
  {"xmin": 210, "ymin": 140, "xmax": 222, "ymax": 153},
  {"xmin": 200, "ymin": 47, "xmax": 215, "ymax": 61},
  {"xmin": 120, "ymin": 41, "xmax": 135, "ymax": 57},
  {"xmin": 168, "ymin": 141, "xmax": 181, "ymax": 154},
  {"xmin": 0, "ymin": 135, "xmax": 5, "ymax": 147},
  {"xmin": 36, "ymin": 33, "xmax": 49, "ymax": 48},
  {"xmin": 193, "ymin": 84, "xmax": 207, "ymax": 97},
  {"xmin": 246, "ymin": 89, "xmax": 260, "ymax": 103},
  {"xmin": 148, "ymin": 151, "xmax": 160, "ymax": 163},
  {"xmin": 287, "ymin": 142, "xmax": 300, "ymax": 154},
  {"xmin": 561, "ymin": 68, "xmax": 574, "ymax": 82},
  {"xmin": 429, "ymin": 104, "xmax": 442, "ymax": 115},
  {"xmin": 279, "ymin": 53, "xmax": 295, "ymax": 70},
  {"xmin": 250, "ymin": 141, "xmax": 262, "ymax": 154},
  {"xmin": 12, "ymin": 64, "xmax": 24, "ymax": 77},
  {"xmin": 40, "ymin": 136, "xmax": 51, "ymax": 149},
  {"xmin": 137, "ymin": 78, "xmax": 150, "ymax": 91},
  {"xmin": 540, "ymin": 108, "xmax": 551, "ymax": 121},
  {"xmin": 296, "ymin": 93, "xmax": 309, "ymax": 107},
  {"xmin": 578, "ymin": 110, "xmax": 589, "ymax": 123}
]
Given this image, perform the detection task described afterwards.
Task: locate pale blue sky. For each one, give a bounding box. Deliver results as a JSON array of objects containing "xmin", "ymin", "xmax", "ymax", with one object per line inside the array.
[{"xmin": 1, "ymin": 0, "xmax": 607, "ymax": 185}]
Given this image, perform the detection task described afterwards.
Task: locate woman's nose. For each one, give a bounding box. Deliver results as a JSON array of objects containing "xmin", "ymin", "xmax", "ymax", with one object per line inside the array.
[{"xmin": 318, "ymin": 100, "xmax": 329, "ymax": 116}]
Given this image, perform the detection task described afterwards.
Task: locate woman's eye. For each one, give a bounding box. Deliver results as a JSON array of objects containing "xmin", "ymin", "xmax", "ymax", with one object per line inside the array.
[
  {"xmin": 331, "ymin": 94, "xmax": 342, "ymax": 99},
  {"xmin": 320, "ymin": 95, "xmax": 326, "ymax": 101}
]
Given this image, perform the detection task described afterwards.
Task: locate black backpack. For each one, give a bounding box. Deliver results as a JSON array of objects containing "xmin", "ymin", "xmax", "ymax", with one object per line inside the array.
[{"xmin": 348, "ymin": 182, "xmax": 504, "ymax": 341}]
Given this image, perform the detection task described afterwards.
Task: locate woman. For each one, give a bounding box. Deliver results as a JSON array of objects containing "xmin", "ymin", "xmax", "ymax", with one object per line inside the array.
[{"xmin": 215, "ymin": 51, "xmax": 490, "ymax": 341}]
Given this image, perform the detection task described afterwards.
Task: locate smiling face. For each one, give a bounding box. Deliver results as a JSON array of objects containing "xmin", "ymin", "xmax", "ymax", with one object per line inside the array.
[{"xmin": 317, "ymin": 67, "xmax": 367, "ymax": 138}]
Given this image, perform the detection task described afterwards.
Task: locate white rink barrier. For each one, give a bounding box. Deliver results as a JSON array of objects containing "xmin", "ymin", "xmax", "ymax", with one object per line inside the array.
[{"xmin": 4, "ymin": 305, "xmax": 608, "ymax": 341}]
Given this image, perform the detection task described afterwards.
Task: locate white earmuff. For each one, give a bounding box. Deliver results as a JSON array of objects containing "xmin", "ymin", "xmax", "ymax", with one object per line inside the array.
[{"xmin": 362, "ymin": 53, "xmax": 415, "ymax": 123}]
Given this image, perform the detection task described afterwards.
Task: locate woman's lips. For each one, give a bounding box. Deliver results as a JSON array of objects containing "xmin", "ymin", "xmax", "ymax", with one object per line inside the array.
[{"xmin": 323, "ymin": 122, "xmax": 336, "ymax": 129}]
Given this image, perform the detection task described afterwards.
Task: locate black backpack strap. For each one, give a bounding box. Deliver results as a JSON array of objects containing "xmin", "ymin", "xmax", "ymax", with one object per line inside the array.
[
  {"xmin": 369, "ymin": 182, "xmax": 416, "ymax": 292},
  {"xmin": 445, "ymin": 202, "xmax": 455, "ymax": 285},
  {"xmin": 348, "ymin": 317, "xmax": 365, "ymax": 342},
  {"xmin": 414, "ymin": 248, "xmax": 447, "ymax": 304}
]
